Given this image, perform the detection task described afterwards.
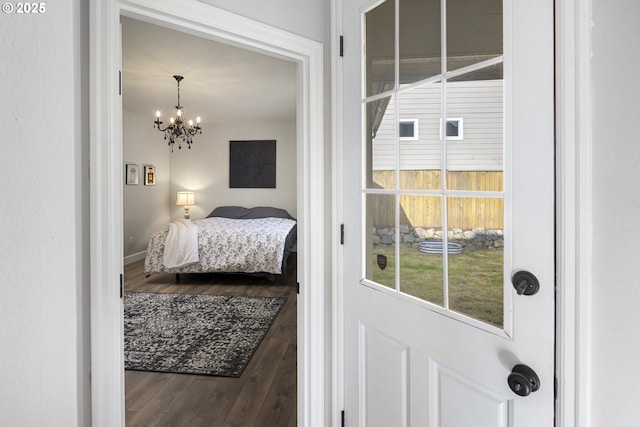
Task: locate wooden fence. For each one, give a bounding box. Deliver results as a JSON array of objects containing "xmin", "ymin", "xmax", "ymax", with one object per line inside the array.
[{"xmin": 371, "ymin": 170, "xmax": 504, "ymax": 229}]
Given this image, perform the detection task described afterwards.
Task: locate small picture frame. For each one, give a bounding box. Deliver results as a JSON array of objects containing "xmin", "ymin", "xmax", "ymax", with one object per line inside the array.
[
  {"xmin": 126, "ymin": 163, "xmax": 139, "ymax": 185},
  {"xmin": 144, "ymin": 165, "xmax": 156, "ymax": 186}
]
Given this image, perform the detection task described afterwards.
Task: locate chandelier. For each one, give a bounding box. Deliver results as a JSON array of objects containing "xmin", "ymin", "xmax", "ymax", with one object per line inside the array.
[{"xmin": 153, "ymin": 75, "xmax": 202, "ymax": 151}]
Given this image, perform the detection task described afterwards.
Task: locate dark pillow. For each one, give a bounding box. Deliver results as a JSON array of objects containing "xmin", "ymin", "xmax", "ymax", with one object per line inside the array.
[{"xmin": 207, "ymin": 206, "xmax": 295, "ymax": 220}]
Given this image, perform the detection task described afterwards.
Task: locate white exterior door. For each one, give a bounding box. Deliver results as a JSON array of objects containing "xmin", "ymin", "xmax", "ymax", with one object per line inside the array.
[{"xmin": 339, "ymin": 0, "xmax": 555, "ymax": 425}]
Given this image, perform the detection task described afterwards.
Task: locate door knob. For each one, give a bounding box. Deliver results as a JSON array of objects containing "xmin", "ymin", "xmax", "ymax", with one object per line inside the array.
[
  {"xmin": 508, "ymin": 364, "xmax": 540, "ymax": 396},
  {"xmin": 511, "ymin": 270, "xmax": 540, "ymax": 295}
]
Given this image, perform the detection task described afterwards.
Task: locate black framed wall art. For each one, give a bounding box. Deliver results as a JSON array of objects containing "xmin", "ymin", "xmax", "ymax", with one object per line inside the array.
[{"xmin": 229, "ymin": 140, "xmax": 276, "ymax": 188}]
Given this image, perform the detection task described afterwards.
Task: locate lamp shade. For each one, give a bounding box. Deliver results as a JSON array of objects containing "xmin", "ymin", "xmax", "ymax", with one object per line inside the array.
[{"xmin": 176, "ymin": 191, "xmax": 195, "ymax": 206}]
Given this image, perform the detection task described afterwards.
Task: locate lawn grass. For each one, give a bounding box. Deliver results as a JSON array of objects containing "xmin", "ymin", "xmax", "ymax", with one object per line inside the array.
[{"xmin": 370, "ymin": 246, "xmax": 504, "ymax": 327}]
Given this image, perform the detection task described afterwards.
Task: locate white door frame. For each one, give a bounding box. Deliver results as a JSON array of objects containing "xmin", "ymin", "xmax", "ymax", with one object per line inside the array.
[
  {"xmin": 555, "ymin": 0, "xmax": 593, "ymax": 425},
  {"xmin": 329, "ymin": 0, "xmax": 594, "ymax": 425},
  {"xmin": 89, "ymin": 1, "xmax": 325, "ymax": 426}
]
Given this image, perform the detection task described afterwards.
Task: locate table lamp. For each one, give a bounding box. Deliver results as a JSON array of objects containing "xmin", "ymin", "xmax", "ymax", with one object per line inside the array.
[{"xmin": 176, "ymin": 191, "xmax": 195, "ymax": 219}]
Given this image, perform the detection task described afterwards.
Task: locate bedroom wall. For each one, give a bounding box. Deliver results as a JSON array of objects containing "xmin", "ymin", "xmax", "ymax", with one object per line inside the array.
[
  {"xmin": 123, "ymin": 111, "xmax": 171, "ymax": 260},
  {"xmin": 169, "ymin": 119, "xmax": 298, "ymax": 221}
]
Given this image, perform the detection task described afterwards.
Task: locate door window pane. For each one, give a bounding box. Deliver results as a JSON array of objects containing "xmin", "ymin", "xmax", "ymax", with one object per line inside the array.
[
  {"xmin": 447, "ymin": 197, "xmax": 504, "ymax": 327},
  {"xmin": 398, "ymin": 195, "xmax": 444, "ymax": 306},
  {"xmin": 446, "ymin": 0, "xmax": 503, "ymax": 72},
  {"xmin": 399, "ymin": 0, "xmax": 441, "ymax": 84},
  {"xmin": 366, "ymin": 0, "xmax": 395, "ymax": 98},
  {"xmin": 367, "ymin": 194, "xmax": 397, "ymax": 290},
  {"xmin": 368, "ymin": 96, "xmax": 395, "ymax": 189}
]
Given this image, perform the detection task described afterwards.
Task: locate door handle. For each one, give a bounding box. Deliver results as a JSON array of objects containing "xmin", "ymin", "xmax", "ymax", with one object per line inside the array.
[
  {"xmin": 507, "ymin": 364, "xmax": 540, "ymax": 396},
  {"xmin": 511, "ymin": 270, "xmax": 540, "ymax": 295}
]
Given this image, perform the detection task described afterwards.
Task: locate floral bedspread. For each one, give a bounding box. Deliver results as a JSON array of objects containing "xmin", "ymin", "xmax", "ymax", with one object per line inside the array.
[{"xmin": 145, "ymin": 216, "xmax": 296, "ymax": 275}]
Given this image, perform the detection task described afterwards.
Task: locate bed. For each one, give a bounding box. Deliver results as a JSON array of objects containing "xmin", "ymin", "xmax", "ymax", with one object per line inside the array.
[{"xmin": 144, "ymin": 206, "xmax": 297, "ymax": 280}]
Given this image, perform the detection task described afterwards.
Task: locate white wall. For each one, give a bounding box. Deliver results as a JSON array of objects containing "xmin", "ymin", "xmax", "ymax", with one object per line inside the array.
[
  {"xmin": 123, "ymin": 111, "xmax": 171, "ymax": 258},
  {"xmin": 0, "ymin": 0, "xmax": 89, "ymax": 425},
  {"xmin": 169, "ymin": 120, "xmax": 298, "ymax": 220},
  {"xmin": 590, "ymin": 1, "xmax": 640, "ymax": 424},
  {"xmin": 198, "ymin": 0, "xmax": 325, "ymax": 42}
]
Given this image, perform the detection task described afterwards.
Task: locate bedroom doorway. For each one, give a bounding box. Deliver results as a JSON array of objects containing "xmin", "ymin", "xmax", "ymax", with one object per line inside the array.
[
  {"xmin": 90, "ymin": 2, "xmax": 326, "ymax": 426},
  {"xmin": 121, "ymin": 16, "xmax": 301, "ymax": 425}
]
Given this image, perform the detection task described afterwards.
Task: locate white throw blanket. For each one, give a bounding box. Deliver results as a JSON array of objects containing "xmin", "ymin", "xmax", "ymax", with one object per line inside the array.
[{"xmin": 162, "ymin": 219, "xmax": 199, "ymax": 269}]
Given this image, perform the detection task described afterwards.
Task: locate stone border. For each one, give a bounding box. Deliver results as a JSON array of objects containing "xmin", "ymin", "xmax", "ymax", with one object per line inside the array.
[{"xmin": 373, "ymin": 226, "xmax": 504, "ymax": 250}]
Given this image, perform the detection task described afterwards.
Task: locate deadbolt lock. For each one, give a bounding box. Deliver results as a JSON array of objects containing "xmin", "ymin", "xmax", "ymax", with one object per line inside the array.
[
  {"xmin": 508, "ymin": 364, "xmax": 541, "ymax": 397},
  {"xmin": 511, "ymin": 270, "xmax": 540, "ymax": 296}
]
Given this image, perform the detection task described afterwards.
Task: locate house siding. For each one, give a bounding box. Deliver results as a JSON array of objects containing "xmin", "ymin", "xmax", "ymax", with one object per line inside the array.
[{"xmin": 373, "ymin": 79, "xmax": 504, "ymax": 172}]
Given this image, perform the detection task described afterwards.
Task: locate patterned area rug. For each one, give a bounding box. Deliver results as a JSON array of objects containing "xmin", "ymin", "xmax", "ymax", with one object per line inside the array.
[{"xmin": 124, "ymin": 292, "xmax": 286, "ymax": 377}]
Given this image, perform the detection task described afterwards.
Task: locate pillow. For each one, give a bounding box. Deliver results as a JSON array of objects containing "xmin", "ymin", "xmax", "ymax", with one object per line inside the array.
[{"xmin": 207, "ymin": 206, "xmax": 295, "ymax": 220}]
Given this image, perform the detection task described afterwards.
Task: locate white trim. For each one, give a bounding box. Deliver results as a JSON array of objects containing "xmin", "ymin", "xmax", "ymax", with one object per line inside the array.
[
  {"xmin": 90, "ymin": 0, "xmax": 125, "ymax": 423},
  {"xmin": 90, "ymin": 1, "xmax": 325, "ymax": 426},
  {"xmin": 555, "ymin": 0, "xmax": 593, "ymax": 425},
  {"xmin": 124, "ymin": 250, "xmax": 146, "ymax": 265},
  {"xmin": 331, "ymin": 0, "xmax": 345, "ymax": 426}
]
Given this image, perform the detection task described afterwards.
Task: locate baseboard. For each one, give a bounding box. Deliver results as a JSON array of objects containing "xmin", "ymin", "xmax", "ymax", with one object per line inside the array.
[{"xmin": 124, "ymin": 250, "xmax": 146, "ymax": 265}]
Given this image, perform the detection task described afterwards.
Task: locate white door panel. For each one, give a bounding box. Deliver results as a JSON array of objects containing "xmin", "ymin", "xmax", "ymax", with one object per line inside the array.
[
  {"xmin": 360, "ymin": 324, "xmax": 409, "ymax": 426},
  {"xmin": 434, "ymin": 362, "xmax": 509, "ymax": 427},
  {"xmin": 340, "ymin": 0, "xmax": 555, "ymax": 425}
]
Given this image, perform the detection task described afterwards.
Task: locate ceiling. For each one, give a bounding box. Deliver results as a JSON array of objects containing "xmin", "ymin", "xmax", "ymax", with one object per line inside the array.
[{"xmin": 121, "ymin": 17, "xmax": 297, "ymax": 125}]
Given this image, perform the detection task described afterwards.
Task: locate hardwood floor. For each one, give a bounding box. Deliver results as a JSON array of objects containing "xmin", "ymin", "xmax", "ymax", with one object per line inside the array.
[{"xmin": 124, "ymin": 255, "xmax": 298, "ymax": 427}]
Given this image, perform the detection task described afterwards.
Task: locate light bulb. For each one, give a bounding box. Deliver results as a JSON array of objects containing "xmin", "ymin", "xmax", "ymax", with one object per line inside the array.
[
  {"xmin": 196, "ymin": 116, "xmax": 201, "ymax": 124},
  {"xmin": 170, "ymin": 117, "xmax": 175, "ymax": 124},
  {"xmin": 188, "ymin": 120, "xmax": 194, "ymax": 126},
  {"xmin": 155, "ymin": 110, "xmax": 161, "ymax": 118},
  {"xmin": 176, "ymin": 109, "xmax": 182, "ymax": 117}
]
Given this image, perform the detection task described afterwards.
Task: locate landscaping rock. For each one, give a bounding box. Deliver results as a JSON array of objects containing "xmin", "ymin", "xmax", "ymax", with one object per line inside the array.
[{"xmin": 372, "ymin": 225, "xmax": 504, "ymax": 251}]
